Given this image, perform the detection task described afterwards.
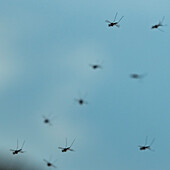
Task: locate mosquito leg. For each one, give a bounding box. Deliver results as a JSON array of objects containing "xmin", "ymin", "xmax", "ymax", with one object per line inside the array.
[{"xmin": 114, "ymin": 12, "xmax": 118, "ymax": 22}]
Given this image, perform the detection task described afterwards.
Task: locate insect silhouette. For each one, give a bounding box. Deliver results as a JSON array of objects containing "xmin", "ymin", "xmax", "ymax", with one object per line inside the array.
[
  {"xmin": 130, "ymin": 73, "xmax": 147, "ymax": 79},
  {"xmin": 151, "ymin": 16, "xmax": 167, "ymax": 32},
  {"xmin": 74, "ymin": 93, "xmax": 88, "ymax": 105},
  {"xmin": 58, "ymin": 138, "xmax": 76, "ymax": 152},
  {"xmin": 105, "ymin": 12, "xmax": 124, "ymax": 27},
  {"xmin": 43, "ymin": 159, "xmax": 57, "ymax": 168},
  {"xmin": 89, "ymin": 64, "xmax": 102, "ymax": 70},
  {"xmin": 10, "ymin": 140, "xmax": 25, "ymax": 155},
  {"xmin": 75, "ymin": 98, "xmax": 88, "ymax": 105},
  {"xmin": 138, "ymin": 136, "xmax": 155, "ymax": 151},
  {"xmin": 42, "ymin": 113, "xmax": 56, "ymax": 126}
]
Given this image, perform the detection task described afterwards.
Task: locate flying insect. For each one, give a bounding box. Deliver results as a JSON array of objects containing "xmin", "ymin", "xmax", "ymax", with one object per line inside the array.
[
  {"xmin": 89, "ymin": 64, "xmax": 102, "ymax": 70},
  {"xmin": 42, "ymin": 113, "xmax": 56, "ymax": 126},
  {"xmin": 151, "ymin": 16, "xmax": 167, "ymax": 32},
  {"xmin": 138, "ymin": 136, "xmax": 155, "ymax": 151},
  {"xmin": 130, "ymin": 73, "xmax": 147, "ymax": 79},
  {"xmin": 43, "ymin": 159, "xmax": 57, "ymax": 168},
  {"xmin": 58, "ymin": 138, "xmax": 76, "ymax": 152},
  {"xmin": 10, "ymin": 140, "xmax": 25, "ymax": 155},
  {"xmin": 105, "ymin": 12, "xmax": 124, "ymax": 27}
]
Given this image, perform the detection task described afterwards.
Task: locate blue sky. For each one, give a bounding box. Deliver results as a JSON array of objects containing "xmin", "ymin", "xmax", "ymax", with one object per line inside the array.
[{"xmin": 0, "ymin": 0, "xmax": 170, "ymax": 169}]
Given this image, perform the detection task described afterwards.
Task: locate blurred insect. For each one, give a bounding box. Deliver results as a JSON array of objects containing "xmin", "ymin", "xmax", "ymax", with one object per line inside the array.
[
  {"xmin": 75, "ymin": 98, "xmax": 88, "ymax": 105},
  {"xmin": 89, "ymin": 64, "xmax": 102, "ymax": 70},
  {"xmin": 151, "ymin": 16, "xmax": 167, "ymax": 32},
  {"xmin": 138, "ymin": 136, "xmax": 155, "ymax": 151},
  {"xmin": 10, "ymin": 140, "xmax": 25, "ymax": 155},
  {"xmin": 105, "ymin": 12, "xmax": 124, "ymax": 28},
  {"xmin": 130, "ymin": 73, "xmax": 147, "ymax": 79},
  {"xmin": 89, "ymin": 61, "xmax": 103, "ymax": 70},
  {"xmin": 74, "ymin": 92, "xmax": 88, "ymax": 105},
  {"xmin": 58, "ymin": 138, "xmax": 76, "ymax": 152},
  {"xmin": 43, "ymin": 158, "xmax": 57, "ymax": 168},
  {"xmin": 42, "ymin": 113, "xmax": 56, "ymax": 126}
]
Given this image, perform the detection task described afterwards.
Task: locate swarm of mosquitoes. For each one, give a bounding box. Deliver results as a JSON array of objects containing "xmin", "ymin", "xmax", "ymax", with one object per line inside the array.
[{"xmin": 8, "ymin": 12, "xmax": 167, "ymax": 169}]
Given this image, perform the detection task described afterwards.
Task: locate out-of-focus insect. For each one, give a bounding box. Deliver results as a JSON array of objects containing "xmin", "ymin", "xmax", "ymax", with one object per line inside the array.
[
  {"xmin": 105, "ymin": 12, "xmax": 124, "ymax": 28},
  {"xmin": 42, "ymin": 113, "xmax": 56, "ymax": 126},
  {"xmin": 58, "ymin": 138, "xmax": 76, "ymax": 152},
  {"xmin": 138, "ymin": 136, "xmax": 155, "ymax": 151},
  {"xmin": 89, "ymin": 64, "xmax": 102, "ymax": 70},
  {"xmin": 130, "ymin": 73, "xmax": 147, "ymax": 79},
  {"xmin": 151, "ymin": 16, "xmax": 167, "ymax": 32},
  {"xmin": 10, "ymin": 140, "xmax": 25, "ymax": 155},
  {"xmin": 89, "ymin": 61, "xmax": 104, "ymax": 70},
  {"xmin": 74, "ymin": 92, "xmax": 88, "ymax": 105},
  {"xmin": 43, "ymin": 158, "xmax": 57, "ymax": 168},
  {"xmin": 75, "ymin": 98, "xmax": 88, "ymax": 105}
]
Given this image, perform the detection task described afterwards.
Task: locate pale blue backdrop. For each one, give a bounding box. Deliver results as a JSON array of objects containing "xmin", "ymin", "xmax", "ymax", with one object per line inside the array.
[{"xmin": 0, "ymin": 0, "xmax": 170, "ymax": 169}]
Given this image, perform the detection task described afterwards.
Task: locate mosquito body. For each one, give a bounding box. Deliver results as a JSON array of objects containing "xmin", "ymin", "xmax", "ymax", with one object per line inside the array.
[
  {"xmin": 75, "ymin": 98, "xmax": 87, "ymax": 105},
  {"xmin": 91, "ymin": 64, "xmax": 101, "ymax": 69},
  {"xmin": 42, "ymin": 113, "xmax": 56, "ymax": 126},
  {"xmin": 130, "ymin": 73, "xmax": 147, "ymax": 79},
  {"xmin": 89, "ymin": 64, "xmax": 102, "ymax": 70},
  {"xmin": 74, "ymin": 92, "xmax": 88, "ymax": 106},
  {"xmin": 105, "ymin": 12, "xmax": 124, "ymax": 28},
  {"xmin": 58, "ymin": 138, "xmax": 76, "ymax": 153},
  {"xmin": 138, "ymin": 137, "xmax": 155, "ymax": 151},
  {"xmin": 10, "ymin": 140, "xmax": 25, "ymax": 155},
  {"xmin": 151, "ymin": 17, "xmax": 166, "ymax": 32},
  {"xmin": 43, "ymin": 159, "xmax": 57, "ymax": 168}
]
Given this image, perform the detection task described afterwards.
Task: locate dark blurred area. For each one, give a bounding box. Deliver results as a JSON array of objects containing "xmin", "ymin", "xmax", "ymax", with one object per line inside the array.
[{"xmin": 0, "ymin": 153, "xmax": 46, "ymax": 170}]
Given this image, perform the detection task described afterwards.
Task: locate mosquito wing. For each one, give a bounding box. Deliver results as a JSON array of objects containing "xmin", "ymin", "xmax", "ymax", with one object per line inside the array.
[
  {"xmin": 105, "ymin": 20, "xmax": 111, "ymax": 23},
  {"xmin": 43, "ymin": 159, "xmax": 48, "ymax": 163},
  {"xmin": 58, "ymin": 147, "xmax": 64, "ymax": 150},
  {"xmin": 51, "ymin": 164, "xmax": 57, "ymax": 168},
  {"xmin": 48, "ymin": 121, "xmax": 52, "ymax": 126},
  {"xmin": 83, "ymin": 100, "xmax": 88, "ymax": 104},
  {"xmin": 42, "ymin": 115, "xmax": 47, "ymax": 119},
  {"xmin": 148, "ymin": 147, "xmax": 155, "ymax": 152},
  {"xmin": 158, "ymin": 28, "xmax": 164, "ymax": 32},
  {"xmin": 68, "ymin": 148, "xmax": 75, "ymax": 152},
  {"xmin": 10, "ymin": 149, "xmax": 15, "ymax": 151}
]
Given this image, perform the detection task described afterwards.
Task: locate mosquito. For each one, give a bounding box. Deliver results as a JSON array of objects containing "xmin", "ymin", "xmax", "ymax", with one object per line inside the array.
[
  {"xmin": 89, "ymin": 64, "xmax": 102, "ymax": 70},
  {"xmin": 75, "ymin": 98, "xmax": 88, "ymax": 105},
  {"xmin": 42, "ymin": 113, "xmax": 56, "ymax": 126},
  {"xmin": 43, "ymin": 158, "xmax": 57, "ymax": 168},
  {"xmin": 105, "ymin": 12, "xmax": 124, "ymax": 28},
  {"xmin": 138, "ymin": 136, "xmax": 155, "ymax": 151},
  {"xmin": 130, "ymin": 73, "xmax": 147, "ymax": 79},
  {"xmin": 58, "ymin": 138, "xmax": 76, "ymax": 152},
  {"xmin": 151, "ymin": 16, "xmax": 167, "ymax": 32},
  {"xmin": 10, "ymin": 140, "xmax": 25, "ymax": 155},
  {"xmin": 89, "ymin": 61, "xmax": 103, "ymax": 70}
]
